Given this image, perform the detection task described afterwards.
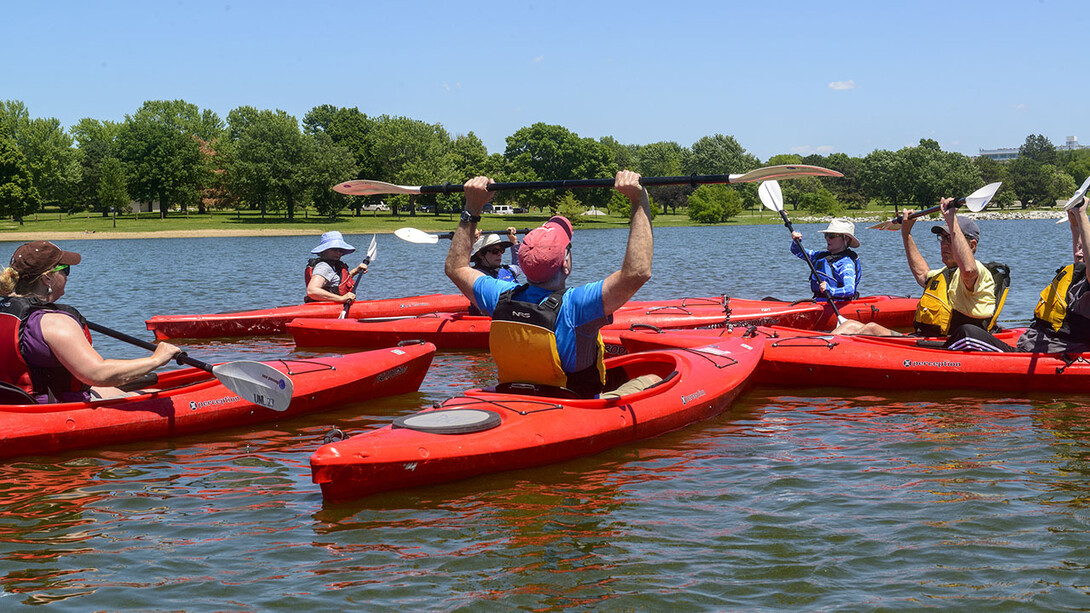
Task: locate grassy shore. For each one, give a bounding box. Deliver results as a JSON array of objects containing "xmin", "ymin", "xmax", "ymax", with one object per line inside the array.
[{"xmin": 0, "ymin": 205, "xmax": 1065, "ymax": 242}]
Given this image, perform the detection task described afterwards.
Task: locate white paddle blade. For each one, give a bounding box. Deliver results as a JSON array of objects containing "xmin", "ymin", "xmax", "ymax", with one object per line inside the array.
[
  {"xmin": 366, "ymin": 234, "xmax": 378, "ymax": 264},
  {"xmin": 394, "ymin": 227, "xmax": 440, "ymax": 244},
  {"xmin": 964, "ymin": 182, "xmax": 1002, "ymax": 212},
  {"xmin": 1063, "ymin": 175, "xmax": 1090, "ymax": 211},
  {"xmin": 758, "ymin": 181, "xmax": 784, "ymax": 212},
  {"xmin": 333, "ymin": 180, "xmax": 422, "ymax": 196},
  {"xmin": 729, "ymin": 164, "xmax": 844, "ymax": 183},
  {"xmin": 211, "ymin": 361, "xmax": 294, "ymax": 412}
]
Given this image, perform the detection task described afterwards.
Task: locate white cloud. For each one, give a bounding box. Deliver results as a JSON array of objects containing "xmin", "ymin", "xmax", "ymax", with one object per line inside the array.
[
  {"xmin": 441, "ymin": 83, "xmax": 462, "ymax": 93},
  {"xmin": 532, "ymin": 55, "xmax": 545, "ymax": 64},
  {"xmin": 1012, "ymin": 103, "xmax": 1027, "ymax": 111},
  {"xmin": 790, "ymin": 145, "xmax": 836, "ymax": 155},
  {"xmin": 828, "ymin": 80, "xmax": 856, "ymax": 91}
]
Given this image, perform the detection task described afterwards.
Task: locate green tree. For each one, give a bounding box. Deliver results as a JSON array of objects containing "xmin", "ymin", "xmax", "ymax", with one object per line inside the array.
[
  {"xmin": 367, "ymin": 115, "xmax": 453, "ymax": 216},
  {"xmin": 303, "ymin": 105, "xmax": 378, "ymax": 183},
  {"xmin": 683, "ymin": 134, "xmax": 759, "ymax": 175},
  {"xmin": 798, "ymin": 187, "xmax": 842, "ymax": 216},
  {"xmin": 973, "ymin": 155, "xmax": 1014, "ymax": 208},
  {"xmin": 117, "ymin": 101, "xmax": 208, "ymax": 218},
  {"xmin": 96, "ymin": 156, "xmax": 129, "ymax": 214},
  {"xmin": 308, "ymin": 132, "xmax": 360, "ymax": 219},
  {"xmin": 504, "ymin": 123, "xmax": 616, "ymax": 210},
  {"xmin": 1008, "ymin": 156, "xmax": 1052, "ymax": 208},
  {"xmin": 554, "ymin": 192, "xmax": 587, "ymax": 226},
  {"xmin": 0, "ymin": 137, "xmax": 42, "ymax": 223},
  {"xmin": 599, "ymin": 136, "xmax": 638, "ymax": 171},
  {"xmin": 1019, "ymin": 134, "xmax": 1057, "ymax": 166},
  {"xmin": 222, "ymin": 107, "xmax": 312, "ymax": 219},
  {"xmin": 71, "ymin": 118, "xmax": 122, "ymax": 214},
  {"xmin": 687, "ymin": 184, "xmax": 742, "ymax": 223}
]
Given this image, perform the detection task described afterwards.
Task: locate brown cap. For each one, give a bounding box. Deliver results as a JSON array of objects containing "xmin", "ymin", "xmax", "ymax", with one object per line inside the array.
[{"xmin": 9, "ymin": 241, "xmax": 81, "ymax": 278}]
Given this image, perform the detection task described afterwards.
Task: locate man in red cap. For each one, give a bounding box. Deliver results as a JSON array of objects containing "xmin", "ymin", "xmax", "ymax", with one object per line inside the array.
[{"xmin": 446, "ymin": 170, "xmax": 652, "ymax": 397}]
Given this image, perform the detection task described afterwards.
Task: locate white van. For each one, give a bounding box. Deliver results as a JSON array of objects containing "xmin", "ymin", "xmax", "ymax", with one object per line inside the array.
[{"xmin": 491, "ymin": 205, "xmax": 515, "ymax": 215}]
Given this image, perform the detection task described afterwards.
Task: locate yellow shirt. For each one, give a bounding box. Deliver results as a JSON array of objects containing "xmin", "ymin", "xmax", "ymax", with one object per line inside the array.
[{"xmin": 926, "ymin": 260, "xmax": 996, "ymax": 319}]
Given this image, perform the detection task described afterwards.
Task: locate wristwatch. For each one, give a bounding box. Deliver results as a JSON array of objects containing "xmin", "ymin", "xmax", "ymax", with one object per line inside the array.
[{"xmin": 460, "ymin": 210, "xmax": 481, "ymax": 224}]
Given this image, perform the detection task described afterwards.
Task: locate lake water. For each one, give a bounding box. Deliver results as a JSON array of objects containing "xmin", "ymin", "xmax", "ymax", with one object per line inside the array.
[{"xmin": 1, "ymin": 219, "xmax": 1088, "ymax": 610}]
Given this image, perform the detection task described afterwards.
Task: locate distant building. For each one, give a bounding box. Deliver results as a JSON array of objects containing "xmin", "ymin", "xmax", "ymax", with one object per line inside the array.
[
  {"xmin": 978, "ymin": 135, "xmax": 1085, "ymax": 162},
  {"xmin": 978, "ymin": 147, "xmax": 1020, "ymax": 161}
]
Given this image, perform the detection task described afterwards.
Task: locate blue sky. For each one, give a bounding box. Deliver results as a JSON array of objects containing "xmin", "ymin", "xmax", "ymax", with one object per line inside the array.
[{"xmin": 2, "ymin": 0, "xmax": 1086, "ymax": 162}]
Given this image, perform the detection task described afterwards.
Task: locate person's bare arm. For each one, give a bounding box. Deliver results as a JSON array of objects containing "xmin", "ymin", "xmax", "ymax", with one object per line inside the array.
[
  {"xmin": 1070, "ymin": 199, "xmax": 1090, "ymax": 264},
  {"xmin": 601, "ymin": 170, "xmax": 653, "ymax": 314},
  {"xmin": 306, "ymin": 273, "xmax": 353, "ymax": 303},
  {"xmin": 900, "ymin": 210, "xmax": 931, "ymax": 288},
  {"xmin": 941, "ymin": 198, "xmax": 979, "ymax": 290},
  {"xmin": 445, "ymin": 176, "xmax": 492, "ymax": 302},
  {"xmin": 42, "ymin": 313, "xmax": 180, "ymax": 387}
]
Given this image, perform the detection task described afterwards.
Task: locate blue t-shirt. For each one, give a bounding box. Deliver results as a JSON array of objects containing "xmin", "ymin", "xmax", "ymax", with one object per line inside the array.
[{"xmin": 473, "ymin": 276, "xmax": 607, "ymax": 374}]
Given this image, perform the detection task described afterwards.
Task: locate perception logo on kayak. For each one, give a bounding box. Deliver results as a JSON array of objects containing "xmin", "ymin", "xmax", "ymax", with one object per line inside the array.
[
  {"xmin": 189, "ymin": 396, "xmax": 241, "ymax": 410},
  {"xmin": 680, "ymin": 389, "xmax": 706, "ymax": 405},
  {"xmin": 902, "ymin": 359, "xmax": 962, "ymax": 369}
]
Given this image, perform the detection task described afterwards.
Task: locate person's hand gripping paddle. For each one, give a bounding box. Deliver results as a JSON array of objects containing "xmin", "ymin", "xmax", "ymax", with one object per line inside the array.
[{"xmin": 340, "ymin": 235, "xmax": 377, "ymax": 319}]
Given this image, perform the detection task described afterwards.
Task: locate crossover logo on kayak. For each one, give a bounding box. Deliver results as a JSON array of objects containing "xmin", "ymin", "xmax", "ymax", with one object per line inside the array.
[
  {"xmin": 189, "ymin": 396, "xmax": 240, "ymax": 410},
  {"xmin": 902, "ymin": 359, "xmax": 961, "ymax": 368}
]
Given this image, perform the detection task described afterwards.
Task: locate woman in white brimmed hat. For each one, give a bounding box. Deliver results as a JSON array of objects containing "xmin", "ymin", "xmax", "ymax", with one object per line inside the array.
[
  {"xmin": 305, "ymin": 231, "xmax": 369, "ymax": 303},
  {"xmin": 470, "ymin": 228, "xmax": 522, "ymax": 283},
  {"xmin": 790, "ymin": 218, "xmax": 862, "ymax": 300}
]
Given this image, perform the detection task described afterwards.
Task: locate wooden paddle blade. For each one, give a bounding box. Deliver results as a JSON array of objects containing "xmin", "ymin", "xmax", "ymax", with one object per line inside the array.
[
  {"xmin": 868, "ymin": 220, "xmax": 903, "ymax": 231},
  {"xmin": 334, "ymin": 180, "xmax": 422, "ymax": 196},
  {"xmin": 394, "ymin": 227, "xmax": 440, "ymax": 244},
  {"xmin": 211, "ymin": 361, "xmax": 293, "ymax": 411},
  {"xmin": 730, "ymin": 164, "xmax": 844, "ymax": 183}
]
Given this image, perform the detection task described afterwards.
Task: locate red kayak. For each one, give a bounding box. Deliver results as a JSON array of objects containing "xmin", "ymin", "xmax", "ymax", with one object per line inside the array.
[
  {"xmin": 0, "ymin": 342, "xmax": 436, "ymax": 460},
  {"xmin": 310, "ymin": 335, "xmax": 765, "ymax": 501},
  {"xmin": 616, "ymin": 326, "xmax": 1085, "ymax": 394},
  {"xmin": 287, "ymin": 301, "xmax": 734, "ymax": 349},
  {"xmin": 287, "ymin": 295, "xmax": 918, "ymax": 350},
  {"xmin": 145, "ymin": 294, "xmax": 471, "ymax": 339}
]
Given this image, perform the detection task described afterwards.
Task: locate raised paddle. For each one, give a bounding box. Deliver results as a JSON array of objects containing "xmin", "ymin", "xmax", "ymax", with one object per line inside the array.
[
  {"xmin": 85, "ymin": 322, "xmax": 294, "ymax": 411},
  {"xmin": 868, "ymin": 182, "xmax": 1003, "ymax": 231},
  {"xmin": 340, "ymin": 234, "xmax": 377, "ymax": 319},
  {"xmin": 394, "ymin": 227, "xmax": 532, "ymax": 245},
  {"xmin": 758, "ymin": 180, "xmax": 847, "ymax": 325},
  {"xmin": 1055, "ymin": 175, "xmax": 1090, "ymax": 224},
  {"xmin": 333, "ymin": 164, "xmax": 844, "ymax": 196}
]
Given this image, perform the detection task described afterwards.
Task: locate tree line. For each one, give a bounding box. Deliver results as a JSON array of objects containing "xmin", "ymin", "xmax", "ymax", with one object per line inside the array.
[{"xmin": 2, "ymin": 98, "xmax": 1088, "ymax": 225}]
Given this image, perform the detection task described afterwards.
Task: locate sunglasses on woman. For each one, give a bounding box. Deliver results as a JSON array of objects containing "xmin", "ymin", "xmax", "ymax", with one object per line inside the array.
[
  {"xmin": 484, "ymin": 247, "xmax": 506, "ymax": 255},
  {"xmin": 47, "ymin": 264, "xmax": 70, "ymax": 277}
]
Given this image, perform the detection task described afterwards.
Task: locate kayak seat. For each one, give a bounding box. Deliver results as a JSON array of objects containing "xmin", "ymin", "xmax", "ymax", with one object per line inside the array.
[
  {"xmin": 0, "ymin": 382, "xmax": 38, "ymax": 405},
  {"xmin": 600, "ymin": 373, "xmax": 667, "ymax": 399}
]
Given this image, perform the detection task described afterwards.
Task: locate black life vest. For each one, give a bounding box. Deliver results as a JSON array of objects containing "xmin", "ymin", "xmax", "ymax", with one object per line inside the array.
[
  {"xmin": 489, "ymin": 285, "xmax": 606, "ymax": 397},
  {"xmin": 0, "ymin": 296, "xmax": 92, "ymax": 401},
  {"xmin": 304, "ymin": 258, "xmax": 353, "ymax": 302}
]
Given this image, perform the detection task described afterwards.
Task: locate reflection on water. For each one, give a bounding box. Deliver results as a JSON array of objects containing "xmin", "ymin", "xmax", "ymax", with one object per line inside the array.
[{"xmin": 0, "ymin": 226, "xmax": 1089, "ymax": 609}]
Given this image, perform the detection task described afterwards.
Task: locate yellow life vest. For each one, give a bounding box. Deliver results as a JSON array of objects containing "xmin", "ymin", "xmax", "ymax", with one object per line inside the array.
[
  {"xmin": 488, "ymin": 285, "xmax": 605, "ymax": 397},
  {"xmin": 913, "ymin": 262, "xmax": 1010, "ymax": 336},
  {"xmin": 1033, "ymin": 263, "xmax": 1087, "ymax": 334}
]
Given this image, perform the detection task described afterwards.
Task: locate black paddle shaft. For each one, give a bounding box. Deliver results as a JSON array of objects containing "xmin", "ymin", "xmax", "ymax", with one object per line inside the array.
[
  {"xmin": 891, "ymin": 196, "xmax": 969, "ymax": 224},
  {"xmin": 777, "ymin": 211, "xmax": 845, "ymax": 320},
  {"xmin": 418, "ymin": 174, "xmax": 750, "ymax": 195},
  {"xmin": 86, "ymin": 321, "xmax": 209, "ymax": 372}
]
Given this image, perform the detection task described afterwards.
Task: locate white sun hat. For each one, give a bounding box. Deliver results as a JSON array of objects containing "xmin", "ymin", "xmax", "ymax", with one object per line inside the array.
[{"xmin": 818, "ymin": 219, "xmax": 860, "ymax": 248}]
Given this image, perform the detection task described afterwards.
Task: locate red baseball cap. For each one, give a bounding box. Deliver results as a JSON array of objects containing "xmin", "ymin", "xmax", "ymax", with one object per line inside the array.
[
  {"xmin": 9, "ymin": 241, "xmax": 81, "ymax": 278},
  {"xmin": 519, "ymin": 216, "xmax": 573, "ymax": 283}
]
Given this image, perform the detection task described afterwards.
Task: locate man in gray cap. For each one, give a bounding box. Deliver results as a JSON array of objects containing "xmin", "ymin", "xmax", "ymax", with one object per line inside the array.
[{"xmin": 833, "ymin": 197, "xmax": 999, "ymax": 336}]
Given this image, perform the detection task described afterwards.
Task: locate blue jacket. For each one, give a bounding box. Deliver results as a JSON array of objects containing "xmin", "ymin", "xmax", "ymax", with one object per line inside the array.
[{"xmin": 790, "ymin": 242, "xmax": 861, "ymax": 300}]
